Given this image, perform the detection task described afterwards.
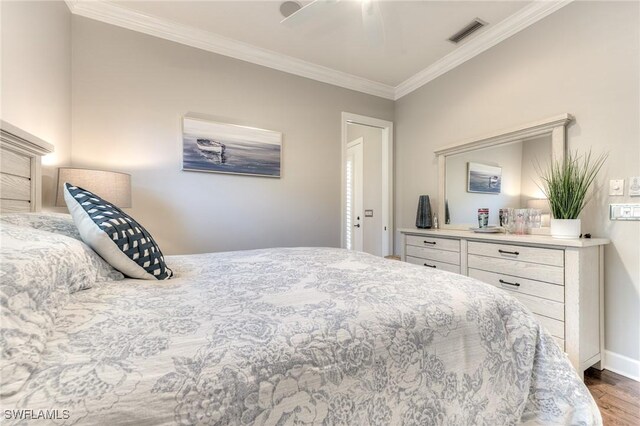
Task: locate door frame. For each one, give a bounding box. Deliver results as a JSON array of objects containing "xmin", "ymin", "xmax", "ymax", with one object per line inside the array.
[{"xmin": 340, "ymin": 112, "xmax": 394, "ymax": 256}]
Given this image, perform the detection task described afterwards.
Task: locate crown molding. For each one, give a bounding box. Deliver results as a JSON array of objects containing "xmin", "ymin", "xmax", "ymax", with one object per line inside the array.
[
  {"xmin": 66, "ymin": 0, "xmax": 573, "ymax": 101},
  {"xmin": 393, "ymin": 0, "xmax": 574, "ymax": 100},
  {"xmin": 64, "ymin": 0, "xmax": 396, "ymax": 100}
]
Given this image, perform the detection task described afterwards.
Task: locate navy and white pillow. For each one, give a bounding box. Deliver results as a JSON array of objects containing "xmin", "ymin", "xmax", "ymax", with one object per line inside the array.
[{"xmin": 63, "ymin": 183, "xmax": 173, "ymax": 280}]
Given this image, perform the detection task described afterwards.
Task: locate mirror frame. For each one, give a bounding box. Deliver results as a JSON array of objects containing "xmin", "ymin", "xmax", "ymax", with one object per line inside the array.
[{"xmin": 434, "ymin": 113, "xmax": 573, "ymax": 229}]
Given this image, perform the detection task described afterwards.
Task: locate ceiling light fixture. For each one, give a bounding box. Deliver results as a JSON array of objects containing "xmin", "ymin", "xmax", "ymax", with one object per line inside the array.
[{"xmin": 280, "ymin": 1, "xmax": 302, "ymax": 19}]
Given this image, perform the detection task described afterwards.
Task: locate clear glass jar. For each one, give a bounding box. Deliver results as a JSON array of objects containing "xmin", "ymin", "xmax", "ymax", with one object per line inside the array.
[
  {"xmin": 503, "ymin": 208, "xmax": 516, "ymax": 234},
  {"xmin": 514, "ymin": 208, "xmax": 528, "ymax": 235},
  {"xmin": 528, "ymin": 208, "xmax": 542, "ymax": 229}
]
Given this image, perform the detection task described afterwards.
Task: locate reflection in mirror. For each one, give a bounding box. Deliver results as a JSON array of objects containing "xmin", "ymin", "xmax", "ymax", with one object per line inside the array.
[{"xmin": 445, "ymin": 135, "xmax": 551, "ymax": 226}]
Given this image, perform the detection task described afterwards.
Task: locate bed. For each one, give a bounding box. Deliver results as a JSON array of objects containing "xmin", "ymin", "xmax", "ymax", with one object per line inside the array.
[{"xmin": 0, "ymin": 123, "xmax": 601, "ymax": 425}]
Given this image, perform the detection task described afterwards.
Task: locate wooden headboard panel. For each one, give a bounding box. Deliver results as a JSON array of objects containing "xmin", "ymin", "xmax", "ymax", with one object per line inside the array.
[{"xmin": 0, "ymin": 120, "xmax": 54, "ymax": 213}]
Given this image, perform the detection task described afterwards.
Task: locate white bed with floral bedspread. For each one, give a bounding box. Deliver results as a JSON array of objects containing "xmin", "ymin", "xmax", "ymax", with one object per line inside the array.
[{"xmin": 0, "ymin": 213, "xmax": 600, "ymax": 425}]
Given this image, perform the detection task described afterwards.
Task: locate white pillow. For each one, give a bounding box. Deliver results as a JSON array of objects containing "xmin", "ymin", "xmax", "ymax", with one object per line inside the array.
[
  {"xmin": 64, "ymin": 183, "xmax": 173, "ymax": 280},
  {"xmin": 0, "ymin": 211, "xmax": 82, "ymax": 240},
  {"xmin": 0, "ymin": 212, "xmax": 125, "ymax": 282}
]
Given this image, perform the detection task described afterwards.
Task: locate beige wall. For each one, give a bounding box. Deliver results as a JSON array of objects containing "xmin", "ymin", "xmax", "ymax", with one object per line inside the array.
[
  {"xmin": 1, "ymin": 0, "xmax": 71, "ymax": 207},
  {"xmin": 395, "ymin": 1, "xmax": 639, "ymax": 364},
  {"xmin": 347, "ymin": 123, "xmax": 383, "ymax": 256},
  {"xmin": 71, "ymin": 17, "xmax": 394, "ymax": 255}
]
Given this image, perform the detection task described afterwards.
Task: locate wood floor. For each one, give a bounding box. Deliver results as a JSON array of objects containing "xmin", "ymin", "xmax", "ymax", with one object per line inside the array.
[{"xmin": 585, "ymin": 368, "xmax": 640, "ymax": 425}]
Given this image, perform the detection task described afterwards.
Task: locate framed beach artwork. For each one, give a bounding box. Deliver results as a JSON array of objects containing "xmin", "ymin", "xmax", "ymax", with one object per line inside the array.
[
  {"xmin": 467, "ymin": 162, "xmax": 502, "ymax": 194},
  {"xmin": 182, "ymin": 117, "xmax": 282, "ymax": 178}
]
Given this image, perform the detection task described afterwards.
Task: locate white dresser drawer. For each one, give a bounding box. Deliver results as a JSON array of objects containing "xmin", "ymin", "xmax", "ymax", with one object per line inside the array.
[
  {"xmin": 535, "ymin": 314, "xmax": 565, "ymax": 340},
  {"xmin": 501, "ymin": 288, "xmax": 564, "ymax": 321},
  {"xmin": 468, "ymin": 268, "xmax": 564, "ymax": 303},
  {"xmin": 406, "ymin": 245, "xmax": 460, "ymax": 265},
  {"xmin": 468, "ymin": 254, "xmax": 564, "ymax": 285},
  {"xmin": 406, "ymin": 256, "xmax": 461, "ymax": 274},
  {"xmin": 406, "ymin": 235, "xmax": 460, "ymax": 252},
  {"xmin": 468, "ymin": 241, "xmax": 563, "ymax": 267}
]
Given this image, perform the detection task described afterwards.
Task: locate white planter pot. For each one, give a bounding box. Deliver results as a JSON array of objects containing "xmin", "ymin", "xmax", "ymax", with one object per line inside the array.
[{"xmin": 550, "ymin": 219, "xmax": 581, "ymax": 239}]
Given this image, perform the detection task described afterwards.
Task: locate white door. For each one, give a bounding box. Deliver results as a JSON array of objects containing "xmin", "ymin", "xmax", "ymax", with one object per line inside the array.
[
  {"xmin": 341, "ymin": 113, "xmax": 393, "ymax": 256},
  {"xmin": 346, "ymin": 138, "xmax": 364, "ymax": 251}
]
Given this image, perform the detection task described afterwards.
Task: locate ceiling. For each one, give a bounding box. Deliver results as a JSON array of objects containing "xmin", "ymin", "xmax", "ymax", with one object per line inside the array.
[{"xmin": 67, "ymin": 0, "xmax": 572, "ymax": 99}]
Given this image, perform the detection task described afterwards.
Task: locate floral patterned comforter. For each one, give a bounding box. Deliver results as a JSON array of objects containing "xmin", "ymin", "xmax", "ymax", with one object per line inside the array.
[{"xmin": 1, "ymin": 247, "xmax": 599, "ymax": 425}]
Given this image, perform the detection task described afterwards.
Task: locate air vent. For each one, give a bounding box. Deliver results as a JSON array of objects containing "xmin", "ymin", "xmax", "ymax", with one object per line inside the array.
[{"xmin": 448, "ymin": 19, "xmax": 487, "ymax": 44}]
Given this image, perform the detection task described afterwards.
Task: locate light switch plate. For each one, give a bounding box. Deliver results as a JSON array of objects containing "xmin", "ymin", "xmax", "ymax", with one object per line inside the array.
[
  {"xmin": 630, "ymin": 177, "xmax": 640, "ymax": 197},
  {"xmin": 609, "ymin": 179, "xmax": 624, "ymax": 196},
  {"xmin": 610, "ymin": 203, "xmax": 640, "ymax": 220}
]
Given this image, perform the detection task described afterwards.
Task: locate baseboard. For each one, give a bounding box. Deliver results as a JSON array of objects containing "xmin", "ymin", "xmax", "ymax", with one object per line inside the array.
[{"xmin": 604, "ymin": 350, "xmax": 640, "ymax": 382}]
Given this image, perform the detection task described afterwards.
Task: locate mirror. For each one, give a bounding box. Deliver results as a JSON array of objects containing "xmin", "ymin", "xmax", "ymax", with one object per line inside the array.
[
  {"xmin": 445, "ymin": 136, "xmax": 551, "ymax": 226},
  {"xmin": 435, "ymin": 114, "xmax": 573, "ymax": 229}
]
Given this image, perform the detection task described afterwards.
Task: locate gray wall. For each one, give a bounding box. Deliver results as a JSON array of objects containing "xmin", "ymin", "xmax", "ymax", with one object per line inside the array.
[
  {"xmin": 1, "ymin": 0, "xmax": 71, "ymax": 207},
  {"xmin": 395, "ymin": 1, "xmax": 639, "ymax": 365},
  {"xmin": 71, "ymin": 17, "xmax": 394, "ymax": 255},
  {"xmin": 347, "ymin": 123, "xmax": 383, "ymax": 256}
]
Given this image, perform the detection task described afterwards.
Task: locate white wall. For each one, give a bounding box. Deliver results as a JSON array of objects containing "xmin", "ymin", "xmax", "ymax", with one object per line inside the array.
[
  {"xmin": 347, "ymin": 123, "xmax": 383, "ymax": 256},
  {"xmin": 0, "ymin": 0, "xmax": 71, "ymax": 207},
  {"xmin": 446, "ymin": 141, "xmax": 523, "ymax": 226},
  {"xmin": 71, "ymin": 17, "xmax": 394, "ymax": 255},
  {"xmin": 395, "ymin": 1, "xmax": 639, "ymax": 370}
]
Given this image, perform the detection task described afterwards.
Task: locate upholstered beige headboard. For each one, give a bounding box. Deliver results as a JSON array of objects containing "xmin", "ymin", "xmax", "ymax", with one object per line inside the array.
[{"xmin": 0, "ymin": 120, "xmax": 54, "ymax": 213}]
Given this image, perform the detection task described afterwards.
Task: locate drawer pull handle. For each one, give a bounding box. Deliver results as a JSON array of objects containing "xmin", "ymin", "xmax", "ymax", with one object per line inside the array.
[
  {"xmin": 423, "ymin": 263, "xmax": 437, "ymax": 268},
  {"xmin": 423, "ymin": 241, "xmax": 437, "ymax": 245},
  {"xmin": 499, "ymin": 279, "xmax": 521, "ymax": 287},
  {"xmin": 498, "ymin": 249, "xmax": 520, "ymax": 256}
]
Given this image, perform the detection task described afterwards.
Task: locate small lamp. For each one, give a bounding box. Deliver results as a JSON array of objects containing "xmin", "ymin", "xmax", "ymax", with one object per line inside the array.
[{"xmin": 56, "ymin": 167, "xmax": 132, "ymax": 208}]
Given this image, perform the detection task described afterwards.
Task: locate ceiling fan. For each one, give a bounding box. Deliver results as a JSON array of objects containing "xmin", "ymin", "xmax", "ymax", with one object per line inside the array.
[{"xmin": 279, "ymin": 0, "xmax": 385, "ymax": 46}]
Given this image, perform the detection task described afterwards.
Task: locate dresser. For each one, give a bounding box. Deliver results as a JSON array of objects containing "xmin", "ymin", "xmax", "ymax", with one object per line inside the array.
[{"xmin": 399, "ymin": 228, "xmax": 609, "ymax": 379}]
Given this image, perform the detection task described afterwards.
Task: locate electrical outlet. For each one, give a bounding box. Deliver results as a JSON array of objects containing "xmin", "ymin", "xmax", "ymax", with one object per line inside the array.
[
  {"xmin": 610, "ymin": 204, "xmax": 640, "ymax": 220},
  {"xmin": 630, "ymin": 177, "xmax": 640, "ymax": 197},
  {"xmin": 609, "ymin": 179, "xmax": 624, "ymax": 196}
]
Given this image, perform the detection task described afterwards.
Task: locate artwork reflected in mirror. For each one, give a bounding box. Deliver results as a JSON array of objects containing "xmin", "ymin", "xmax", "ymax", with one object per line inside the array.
[
  {"xmin": 467, "ymin": 162, "xmax": 502, "ymax": 194},
  {"xmin": 445, "ymin": 135, "xmax": 551, "ymax": 226}
]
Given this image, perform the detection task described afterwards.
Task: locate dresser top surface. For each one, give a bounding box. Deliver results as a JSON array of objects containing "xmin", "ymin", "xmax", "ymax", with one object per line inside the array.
[{"xmin": 399, "ymin": 228, "xmax": 610, "ymax": 248}]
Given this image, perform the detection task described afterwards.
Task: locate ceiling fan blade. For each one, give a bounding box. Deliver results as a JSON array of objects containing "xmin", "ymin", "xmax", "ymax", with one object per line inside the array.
[
  {"xmin": 280, "ymin": 0, "xmax": 340, "ymax": 27},
  {"xmin": 361, "ymin": 0, "xmax": 385, "ymax": 46}
]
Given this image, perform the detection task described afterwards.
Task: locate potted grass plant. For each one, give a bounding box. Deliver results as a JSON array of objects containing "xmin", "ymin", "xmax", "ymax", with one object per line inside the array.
[{"xmin": 537, "ymin": 150, "xmax": 607, "ymax": 239}]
